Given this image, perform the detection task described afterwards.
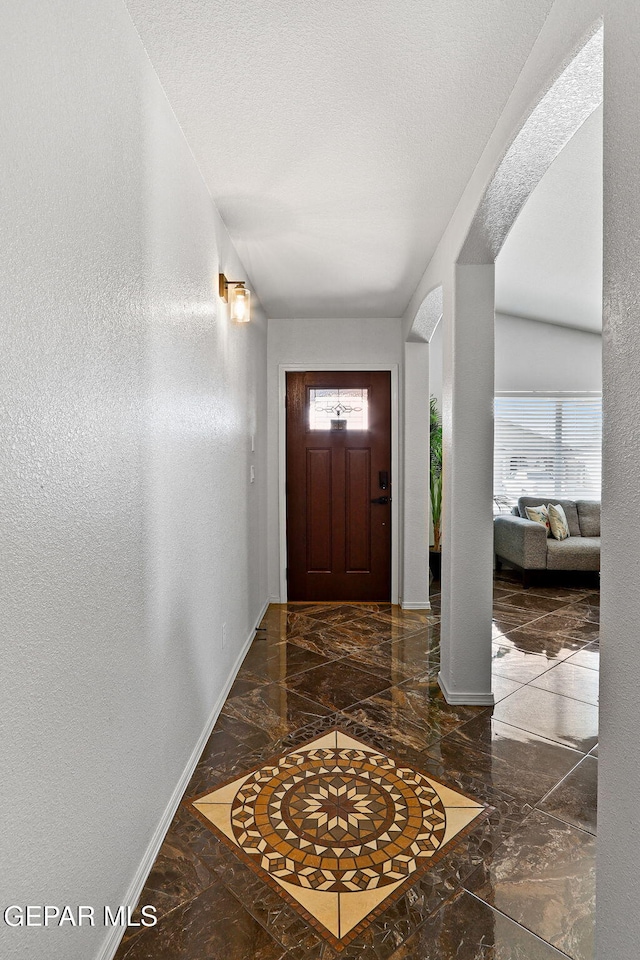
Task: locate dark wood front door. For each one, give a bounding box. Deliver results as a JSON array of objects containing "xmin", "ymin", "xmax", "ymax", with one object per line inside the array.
[{"xmin": 286, "ymin": 371, "xmax": 392, "ymax": 601}]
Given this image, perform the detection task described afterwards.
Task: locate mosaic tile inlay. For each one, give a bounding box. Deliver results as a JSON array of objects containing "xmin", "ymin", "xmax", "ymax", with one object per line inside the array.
[{"xmin": 190, "ymin": 728, "xmax": 489, "ymax": 949}]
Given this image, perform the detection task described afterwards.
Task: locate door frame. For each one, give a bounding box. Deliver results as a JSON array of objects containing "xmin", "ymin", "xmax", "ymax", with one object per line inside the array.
[{"xmin": 278, "ymin": 363, "xmax": 400, "ymax": 604}]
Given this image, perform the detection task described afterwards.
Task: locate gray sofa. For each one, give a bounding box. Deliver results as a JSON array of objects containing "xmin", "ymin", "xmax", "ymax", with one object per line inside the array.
[{"xmin": 494, "ymin": 496, "xmax": 600, "ymax": 586}]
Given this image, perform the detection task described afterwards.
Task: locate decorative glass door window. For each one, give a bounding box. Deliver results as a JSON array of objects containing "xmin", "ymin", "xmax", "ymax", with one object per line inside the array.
[{"xmin": 308, "ymin": 388, "xmax": 369, "ymax": 431}]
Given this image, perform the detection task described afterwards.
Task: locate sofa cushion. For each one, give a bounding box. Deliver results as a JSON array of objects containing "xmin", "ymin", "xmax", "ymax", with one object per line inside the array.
[
  {"xmin": 524, "ymin": 504, "xmax": 551, "ymax": 536},
  {"xmin": 548, "ymin": 503, "xmax": 570, "ymax": 541},
  {"xmin": 546, "ymin": 537, "xmax": 600, "ymax": 571},
  {"xmin": 576, "ymin": 500, "xmax": 601, "ymax": 537},
  {"xmin": 518, "ymin": 497, "xmax": 581, "ymax": 538}
]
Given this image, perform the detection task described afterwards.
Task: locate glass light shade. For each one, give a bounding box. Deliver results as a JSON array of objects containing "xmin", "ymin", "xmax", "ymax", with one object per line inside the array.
[{"xmin": 230, "ymin": 284, "xmax": 251, "ymax": 323}]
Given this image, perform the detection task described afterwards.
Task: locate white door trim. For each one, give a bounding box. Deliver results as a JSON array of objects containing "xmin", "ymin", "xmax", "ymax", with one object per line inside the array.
[{"xmin": 278, "ymin": 363, "xmax": 400, "ymax": 605}]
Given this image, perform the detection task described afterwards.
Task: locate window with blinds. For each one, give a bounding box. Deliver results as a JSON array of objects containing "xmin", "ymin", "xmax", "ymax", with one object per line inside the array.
[{"xmin": 494, "ymin": 395, "xmax": 602, "ymax": 508}]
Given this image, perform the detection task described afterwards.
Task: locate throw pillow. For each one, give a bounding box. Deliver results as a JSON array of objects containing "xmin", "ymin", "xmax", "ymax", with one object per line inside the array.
[
  {"xmin": 548, "ymin": 503, "xmax": 570, "ymax": 541},
  {"xmin": 525, "ymin": 504, "xmax": 551, "ymax": 536}
]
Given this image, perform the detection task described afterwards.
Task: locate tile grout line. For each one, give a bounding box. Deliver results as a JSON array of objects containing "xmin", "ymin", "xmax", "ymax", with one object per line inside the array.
[
  {"xmin": 462, "ymin": 889, "xmax": 575, "ymax": 958},
  {"xmin": 533, "ymin": 805, "xmax": 598, "ymax": 839}
]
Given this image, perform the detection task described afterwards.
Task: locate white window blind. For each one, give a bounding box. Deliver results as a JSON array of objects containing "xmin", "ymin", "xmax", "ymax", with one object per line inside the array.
[{"xmin": 494, "ymin": 395, "xmax": 602, "ymax": 507}]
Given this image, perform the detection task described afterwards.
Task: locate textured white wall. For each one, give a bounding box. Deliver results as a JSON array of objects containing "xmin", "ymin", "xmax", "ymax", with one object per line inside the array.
[
  {"xmin": 428, "ymin": 313, "xmax": 602, "ymax": 396},
  {"xmin": 439, "ymin": 265, "xmax": 495, "ymax": 705},
  {"xmin": 402, "ymin": 343, "xmax": 431, "ymax": 607},
  {"xmin": 0, "ymin": 3, "xmax": 267, "ymax": 959},
  {"xmin": 597, "ymin": 5, "xmax": 640, "ymax": 955},
  {"xmin": 266, "ymin": 318, "xmax": 403, "ymax": 601},
  {"xmin": 429, "ymin": 318, "xmax": 444, "ymax": 409},
  {"xmin": 495, "ymin": 313, "xmax": 602, "ymax": 392}
]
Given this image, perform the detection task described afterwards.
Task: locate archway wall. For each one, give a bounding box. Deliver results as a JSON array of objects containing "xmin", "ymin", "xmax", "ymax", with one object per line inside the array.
[
  {"xmin": 404, "ymin": 6, "xmax": 605, "ymax": 703},
  {"xmin": 403, "ymin": 0, "xmax": 603, "ymax": 338},
  {"xmin": 458, "ymin": 27, "xmax": 602, "ymax": 265},
  {"xmin": 403, "ymin": 2, "xmax": 640, "ymax": 955},
  {"xmin": 407, "ymin": 285, "xmax": 442, "ymax": 343}
]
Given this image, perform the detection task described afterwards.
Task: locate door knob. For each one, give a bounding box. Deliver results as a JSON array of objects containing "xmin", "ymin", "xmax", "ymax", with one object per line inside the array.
[{"xmin": 371, "ymin": 496, "xmax": 390, "ymax": 505}]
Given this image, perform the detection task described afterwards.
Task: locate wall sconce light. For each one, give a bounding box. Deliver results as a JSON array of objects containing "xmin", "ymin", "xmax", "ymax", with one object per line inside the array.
[{"xmin": 219, "ymin": 273, "xmax": 251, "ymax": 323}]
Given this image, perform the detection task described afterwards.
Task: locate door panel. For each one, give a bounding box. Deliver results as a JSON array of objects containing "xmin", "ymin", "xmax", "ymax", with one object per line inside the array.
[
  {"xmin": 345, "ymin": 448, "xmax": 371, "ymax": 573},
  {"xmin": 286, "ymin": 371, "xmax": 391, "ymax": 601},
  {"xmin": 306, "ymin": 448, "xmax": 332, "ymax": 572}
]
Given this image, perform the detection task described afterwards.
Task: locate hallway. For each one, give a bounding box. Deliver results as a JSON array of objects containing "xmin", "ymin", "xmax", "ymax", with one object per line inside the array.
[
  {"xmin": 115, "ymin": 573, "xmax": 598, "ymax": 959},
  {"xmin": 8, "ymin": 2, "xmax": 640, "ymax": 957}
]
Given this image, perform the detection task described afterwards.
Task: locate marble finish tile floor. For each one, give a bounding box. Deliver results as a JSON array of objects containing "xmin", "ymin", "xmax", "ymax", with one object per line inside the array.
[{"xmin": 115, "ymin": 573, "xmax": 598, "ymax": 960}]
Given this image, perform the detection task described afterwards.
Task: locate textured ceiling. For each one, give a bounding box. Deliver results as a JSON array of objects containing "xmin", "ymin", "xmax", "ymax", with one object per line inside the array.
[
  {"xmin": 496, "ymin": 105, "xmax": 603, "ymax": 332},
  {"xmin": 125, "ymin": 0, "xmax": 554, "ymax": 318}
]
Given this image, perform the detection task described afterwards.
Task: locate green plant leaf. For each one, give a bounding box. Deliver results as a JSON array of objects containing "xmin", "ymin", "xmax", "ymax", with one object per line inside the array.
[{"xmin": 429, "ymin": 396, "xmax": 443, "ymax": 538}]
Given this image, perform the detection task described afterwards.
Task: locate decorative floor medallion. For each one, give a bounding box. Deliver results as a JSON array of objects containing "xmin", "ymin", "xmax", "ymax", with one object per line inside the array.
[{"xmin": 189, "ymin": 730, "xmax": 489, "ymax": 949}]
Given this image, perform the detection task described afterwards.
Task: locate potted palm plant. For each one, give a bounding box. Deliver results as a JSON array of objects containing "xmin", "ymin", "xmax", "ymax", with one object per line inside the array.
[{"xmin": 429, "ymin": 396, "xmax": 443, "ymax": 580}]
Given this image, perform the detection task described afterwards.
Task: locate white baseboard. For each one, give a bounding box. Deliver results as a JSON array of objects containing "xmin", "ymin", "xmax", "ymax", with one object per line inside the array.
[
  {"xmin": 400, "ymin": 600, "xmax": 431, "ymax": 610},
  {"xmin": 438, "ymin": 671, "xmax": 495, "ymax": 706},
  {"xmin": 97, "ymin": 596, "xmax": 270, "ymax": 960}
]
